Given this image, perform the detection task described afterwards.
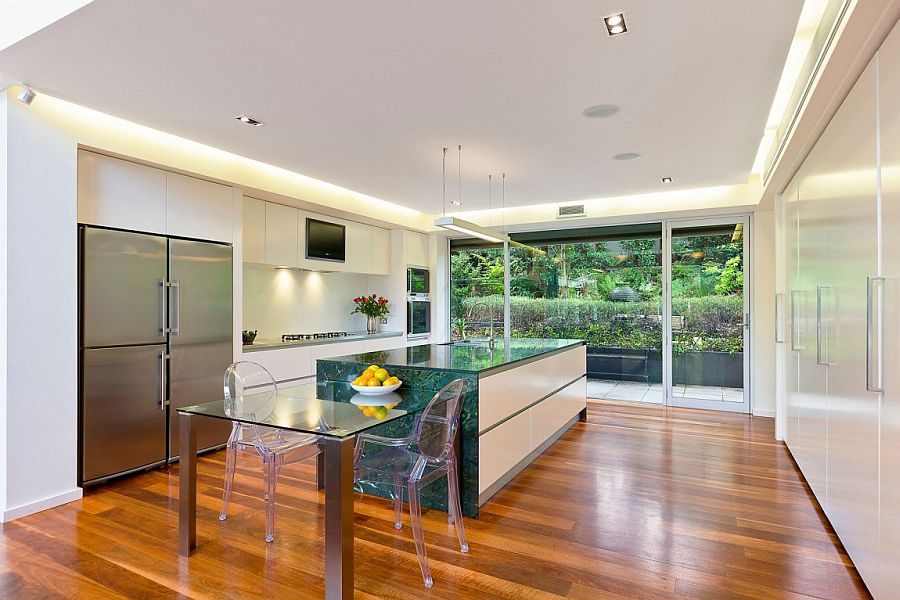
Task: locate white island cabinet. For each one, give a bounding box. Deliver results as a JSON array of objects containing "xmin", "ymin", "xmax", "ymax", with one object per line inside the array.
[{"xmin": 478, "ymin": 344, "xmax": 586, "ymax": 500}]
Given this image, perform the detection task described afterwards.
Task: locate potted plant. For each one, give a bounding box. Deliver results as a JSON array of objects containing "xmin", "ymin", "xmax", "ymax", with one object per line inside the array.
[{"xmin": 352, "ymin": 294, "xmax": 390, "ymax": 334}]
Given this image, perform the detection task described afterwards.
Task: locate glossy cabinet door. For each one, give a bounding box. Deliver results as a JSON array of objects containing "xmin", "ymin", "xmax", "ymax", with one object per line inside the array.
[
  {"xmin": 371, "ymin": 226, "xmax": 391, "ymax": 275},
  {"xmin": 242, "ymin": 196, "xmax": 266, "ymax": 264},
  {"xmin": 77, "ymin": 150, "xmax": 167, "ymax": 234},
  {"xmin": 165, "ymin": 172, "xmax": 233, "ymax": 243},
  {"xmin": 796, "ymin": 157, "xmax": 828, "ymax": 510},
  {"xmin": 347, "ymin": 221, "xmax": 373, "ymax": 273},
  {"xmin": 265, "ymin": 202, "xmax": 299, "ymax": 267},
  {"xmin": 403, "ymin": 230, "xmax": 429, "ymax": 267},
  {"xmin": 783, "ymin": 177, "xmax": 801, "ymax": 453},
  {"xmin": 814, "ymin": 57, "xmax": 880, "ymax": 592},
  {"xmin": 878, "ymin": 24, "xmax": 900, "ymax": 599}
]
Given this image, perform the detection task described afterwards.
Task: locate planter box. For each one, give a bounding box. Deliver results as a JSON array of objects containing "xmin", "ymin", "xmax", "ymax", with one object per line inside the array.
[
  {"xmin": 588, "ymin": 347, "xmax": 742, "ymax": 388},
  {"xmin": 587, "ymin": 347, "xmax": 661, "ymax": 384},
  {"xmin": 674, "ymin": 351, "xmax": 743, "ymax": 388}
]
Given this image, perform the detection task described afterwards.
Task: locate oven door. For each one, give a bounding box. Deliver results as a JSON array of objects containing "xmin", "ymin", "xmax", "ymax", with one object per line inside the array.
[
  {"xmin": 407, "ymin": 299, "xmax": 431, "ymax": 336},
  {"xmin": 407, "ymin": 268, "xmax": 429, "ymax": 295}
]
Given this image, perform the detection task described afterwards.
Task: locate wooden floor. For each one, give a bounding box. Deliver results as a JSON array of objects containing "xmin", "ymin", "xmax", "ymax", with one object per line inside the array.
[{"xmin": 0, "ymin": 401, "xmax": 871, "ymax": 599}]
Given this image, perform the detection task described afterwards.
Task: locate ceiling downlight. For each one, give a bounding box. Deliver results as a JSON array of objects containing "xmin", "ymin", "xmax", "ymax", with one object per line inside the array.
[
  {"xmin": 234, "ymin": 114, "xmax": 264, "ymax": 126},
  {"xmin": 604, "ymin": 13, "xmax": 628, "ymax": 36},
  {"xmin": 582, "ymin": 104, "xmax": 620, "ymax": 119},
  {"xmin": 613, "ymin": 152, "xmax": 640, "ymax": 161}
]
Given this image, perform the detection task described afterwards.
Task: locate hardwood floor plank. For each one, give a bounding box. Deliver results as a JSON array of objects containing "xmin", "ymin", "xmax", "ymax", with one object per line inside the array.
[{"xmin": 0, "ymin": 400, "xmax": 871, "ymax": 599}]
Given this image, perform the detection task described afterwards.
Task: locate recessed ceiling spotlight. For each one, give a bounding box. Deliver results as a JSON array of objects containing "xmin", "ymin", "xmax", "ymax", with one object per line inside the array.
[
  {"xmin": 234, "ymin": 114, "xmax": 264, "ymax": 126},
  {"xmin": 450, "ymin": 200, "xmax": 461, "ymax": 206},
  {"xmin": 613, "ymin": 152, "xmax": 640, "ymax": 161},
  {"xmin": 604, "ymin": 13, "xmax": 628, "ymax": 36},
  {"xmin": 17, "ymin": 85, "xmax": 36, "ymax": 105},
  {"xmin": 662, "ymin": 177, "xmax": 673, "ymax": 183},
  {"xmin": 582, "ymin": 104, "xmax": 620, "ymax": 119}
]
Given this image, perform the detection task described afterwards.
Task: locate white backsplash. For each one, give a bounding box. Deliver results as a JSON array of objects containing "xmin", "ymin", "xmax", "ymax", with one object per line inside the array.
[{"xmin": 242, "ymin": 265, "xmax": 378, "ymax": 339}]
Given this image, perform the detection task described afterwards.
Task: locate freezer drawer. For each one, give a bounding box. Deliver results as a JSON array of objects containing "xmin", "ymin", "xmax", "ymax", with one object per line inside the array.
[{"xmin": 81, "ymin": 345, "xmax": 168, "ymax": 484}]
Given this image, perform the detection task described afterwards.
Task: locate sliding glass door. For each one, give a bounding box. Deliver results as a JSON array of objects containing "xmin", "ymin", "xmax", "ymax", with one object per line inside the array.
[{"xmin": 663, "ymin": 217, "xmax": 750, "ymax": 412}]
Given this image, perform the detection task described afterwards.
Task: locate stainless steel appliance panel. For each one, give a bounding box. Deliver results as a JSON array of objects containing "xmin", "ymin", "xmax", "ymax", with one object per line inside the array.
[
  {"xmin": 82, "ymin": 227, "xmax": 168, "ymax": 347},
  {"xmin": 407, "ymin": 298, "xmax": 431, "ymax": 336},
  {"xmin": 167, "ymin": 238, "xmax": 233, "ymax": 457},
  {"xmin": 82, "ymin": 344, "xmax": 168, "ymax": 483}
]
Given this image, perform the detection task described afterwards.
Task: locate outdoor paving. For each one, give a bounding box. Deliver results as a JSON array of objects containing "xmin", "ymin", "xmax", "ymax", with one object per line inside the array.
[{"xmin": 587, "ymin": 379, "xmax": 744, "ymax": 404}]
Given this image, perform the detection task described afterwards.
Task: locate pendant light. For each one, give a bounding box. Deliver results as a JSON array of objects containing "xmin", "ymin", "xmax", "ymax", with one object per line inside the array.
[{"xmin": 434, "ymin": 146, "xmax": 509, "ymax": 243}]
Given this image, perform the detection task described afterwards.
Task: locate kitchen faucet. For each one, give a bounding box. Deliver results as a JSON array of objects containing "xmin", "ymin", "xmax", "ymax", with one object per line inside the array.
[{"xmin": 466, "ymin": 301, "xmax": 496, "ymax": 350}]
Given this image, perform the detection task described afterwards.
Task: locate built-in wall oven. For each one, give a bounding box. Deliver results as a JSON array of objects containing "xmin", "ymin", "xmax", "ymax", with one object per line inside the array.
[{"xmin": 407, "ymin": 267, "xmax": 430, "ymax": 338}]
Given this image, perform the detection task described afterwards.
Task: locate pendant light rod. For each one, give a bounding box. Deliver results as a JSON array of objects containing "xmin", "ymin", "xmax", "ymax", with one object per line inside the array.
[
  {"xmin": 442, "ymin": 147, "xmax": 448, "ymax": 216},
  {"xmin": 457, "ymin": 145, "xmax": 462, "ymax": 207}
]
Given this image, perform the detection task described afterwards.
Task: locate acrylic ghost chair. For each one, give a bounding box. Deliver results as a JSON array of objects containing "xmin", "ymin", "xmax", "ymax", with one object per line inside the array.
[
  {"xmin": 353, "ymin": 379, "xmax": 469, "ymax": 588},
  {"xmin": 219, "ymin": 361, "xmax": 322, "ymax": 543}
]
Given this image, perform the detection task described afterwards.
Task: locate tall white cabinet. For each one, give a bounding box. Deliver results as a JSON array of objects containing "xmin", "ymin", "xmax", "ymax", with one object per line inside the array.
[{"xmin": 781, "ymin": 23, "xmax": 900, "ymax": 599}]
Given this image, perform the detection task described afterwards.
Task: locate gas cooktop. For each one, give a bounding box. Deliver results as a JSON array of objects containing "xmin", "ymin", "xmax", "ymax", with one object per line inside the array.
[{"xmin": 282, "ymin": 331, "xmax": 352, "ymax": 342}]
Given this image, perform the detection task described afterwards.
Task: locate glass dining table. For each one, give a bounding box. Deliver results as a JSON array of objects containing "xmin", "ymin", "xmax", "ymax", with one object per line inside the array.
[{"xmin": 177, "ymin": 385, "xmax": 407, "ymax": 600}]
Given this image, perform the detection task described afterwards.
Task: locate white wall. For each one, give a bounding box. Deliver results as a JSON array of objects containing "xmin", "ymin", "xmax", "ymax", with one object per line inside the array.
[
  {"xmin": 0, "ymin": 92, "xmax": 8, "ymax": 514},
  {"xmin": 2, "ymin": 88, "xmax": 82, "ymax": 520},
  {"xmin": 751, "ymin": 209, "xmax": 776, "ymax": 418},
  {"xmin": 243, "ymin": 266, "xmax": 381, "ymax": 339}
]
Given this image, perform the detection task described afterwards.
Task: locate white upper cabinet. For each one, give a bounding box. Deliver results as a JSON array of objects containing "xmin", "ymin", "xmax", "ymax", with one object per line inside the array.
[
  {"xmin": 265, "ymin": 202, "xmax": 299, "ymax": 267},
  {"xmin": 403, "ymin": 230, "xmax": 429, "ymax": 267},
  {"xmin": 78, "ymin": 150, "xmax": 234, "ymax": 242},
  {"xmin": 242, "ymin": 197, "xmax": 266, "ymax": 264},
  {"xmin": 77, "ymin": 150, "xmax": 167, "ymax": 234},
  {"xmin": 166, "ymin": 172, "xmax": 233, "ymax": 242},
  {"xmin": 371, "ymin": 226, "xmax": 391, "ymax": 275},
  {"xmin": 347, "ymin": 221, "xmax": 372, "ymax": 273}
]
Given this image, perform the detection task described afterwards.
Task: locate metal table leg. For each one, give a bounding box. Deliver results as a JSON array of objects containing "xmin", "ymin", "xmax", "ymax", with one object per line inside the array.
[
  {"xmin": 179, "ymin": 412, "xmax": 197, "ymax": 556},
  {"xmin": 322, "ymin": 436, "xmax": 354, "ymax": 600}
]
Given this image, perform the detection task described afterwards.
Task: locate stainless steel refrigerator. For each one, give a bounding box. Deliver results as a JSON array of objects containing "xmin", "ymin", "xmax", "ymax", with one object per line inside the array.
[{"xmin": 79, "ymin": 226, "xmax": 233, "ymax": 485}]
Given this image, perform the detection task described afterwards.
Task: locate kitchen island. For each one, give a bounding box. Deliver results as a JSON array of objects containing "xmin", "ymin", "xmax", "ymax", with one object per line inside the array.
[{"xmin": 317, "ymin": 338, "xmax": 587, "ymax": 517}]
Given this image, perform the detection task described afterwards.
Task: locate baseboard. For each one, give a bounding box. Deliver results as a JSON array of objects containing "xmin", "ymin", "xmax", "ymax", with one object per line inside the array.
[
  {"xmin": 2, "ymin": 488, "xmax": 83, "ymax": 522},
  {"xmin": 753, "ymin": 408, "xmax": 776, "ymax": 418}
]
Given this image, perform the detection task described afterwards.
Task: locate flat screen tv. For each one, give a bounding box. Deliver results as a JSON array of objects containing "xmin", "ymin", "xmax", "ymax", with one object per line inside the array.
[{"xmin": 306, "ymin": 218, "xmax": 346, "ymax": 262}]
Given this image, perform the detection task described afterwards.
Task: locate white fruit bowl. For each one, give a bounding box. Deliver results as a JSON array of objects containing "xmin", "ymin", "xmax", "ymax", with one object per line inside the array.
[{"xmin": 350, "ymin": 381, "xmax": 402, "ymax": 395}]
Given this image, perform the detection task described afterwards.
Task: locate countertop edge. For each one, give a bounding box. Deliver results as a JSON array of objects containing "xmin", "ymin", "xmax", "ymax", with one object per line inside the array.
[{"xmin": 317, "ymin": 339, "xmax": 586, "ymax": 375}]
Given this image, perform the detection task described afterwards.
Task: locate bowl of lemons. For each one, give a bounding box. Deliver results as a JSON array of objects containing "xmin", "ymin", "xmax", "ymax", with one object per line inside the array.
[{"xmin": 350, "ymin": 365, "xmax": 402, "ymax": 395}]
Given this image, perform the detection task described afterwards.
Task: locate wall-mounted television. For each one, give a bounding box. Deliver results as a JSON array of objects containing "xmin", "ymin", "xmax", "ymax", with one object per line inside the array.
[{"xmin": 305, "ymin": 218, "xmax": 346, "ymax": 262}]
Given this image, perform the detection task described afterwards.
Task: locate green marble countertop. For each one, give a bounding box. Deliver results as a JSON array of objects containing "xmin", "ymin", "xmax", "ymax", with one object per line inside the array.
[{"xmin": 318, "ymin": 338, "xmax": 584, "ymax": 376}]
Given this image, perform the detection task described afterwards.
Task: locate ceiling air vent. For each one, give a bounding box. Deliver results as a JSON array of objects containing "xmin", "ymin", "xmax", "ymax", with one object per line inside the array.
[{"xmin": 557, "ymin": 205, "xmax": 586, "ymax": 219}]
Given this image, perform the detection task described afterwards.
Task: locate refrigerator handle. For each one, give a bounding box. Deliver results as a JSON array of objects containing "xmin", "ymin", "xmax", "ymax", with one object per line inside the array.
[
  {"xmin": 867, "ymin": 276, "xmax": 885, "ymax": 392},
  {"xmin": 165, "ymin": 280, "xmax": 181, "ymax": 336},
  {"xmin": 159, "ymin": 351, "xmax": 170, "ymax": 410},
  {"xmin": 159, "ymin": 279, "xmax": 168, "ymax": 334}
]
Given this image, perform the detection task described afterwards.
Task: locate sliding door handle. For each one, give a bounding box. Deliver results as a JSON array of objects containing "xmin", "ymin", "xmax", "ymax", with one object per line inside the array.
[
  {"xmin": 867, "ymin": 276, "xmax": 885, "ymax": 392},
  {"xmin": 775, "ymin": 294, "xmax": 785, "ymax": 343}
]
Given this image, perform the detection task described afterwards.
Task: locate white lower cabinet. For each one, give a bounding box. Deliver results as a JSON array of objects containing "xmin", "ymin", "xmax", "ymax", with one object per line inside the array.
[
  {"xmin": 478, "ymin": 409, "xmax": 530, "ymax": 495},
  {"xmin": 531, "ymin": 377, "xmax": 586, "ymax": 450}
]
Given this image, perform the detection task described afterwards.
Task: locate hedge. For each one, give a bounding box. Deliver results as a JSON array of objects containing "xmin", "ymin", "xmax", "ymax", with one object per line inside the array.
[{"xmin": 458, "ymin": 295, "xmax": 744, "ymax": 353}]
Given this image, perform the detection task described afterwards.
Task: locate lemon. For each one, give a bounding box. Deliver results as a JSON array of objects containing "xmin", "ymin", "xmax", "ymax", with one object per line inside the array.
[
  {"xmin": 385, "ymin": 376, "xmax": 400, "ymax": 386},
  {"xmin": 366, "ymin": 379, "xmax": 381, "ymax": 387},
  {"xmin": 374, "ymin": 368, "xmax": 389, "ymax": 382},
  {"xmin": 366, "ymin": 364, "xmax": 379, "ymax": 372},
  {"xmin": 353, "ymin": 377, "xmax": 366, "ymax": 386}
]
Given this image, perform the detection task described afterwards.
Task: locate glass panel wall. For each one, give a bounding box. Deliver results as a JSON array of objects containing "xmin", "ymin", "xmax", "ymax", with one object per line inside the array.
[{"xmin": 450, "ymin": 225, "xmax": 664, "ymax": 403}]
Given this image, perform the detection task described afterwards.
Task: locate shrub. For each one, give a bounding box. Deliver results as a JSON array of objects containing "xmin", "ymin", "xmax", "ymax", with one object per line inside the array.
[{"xmin": 458, "ymin": 295, "xmax": 744, "ymax": 353}]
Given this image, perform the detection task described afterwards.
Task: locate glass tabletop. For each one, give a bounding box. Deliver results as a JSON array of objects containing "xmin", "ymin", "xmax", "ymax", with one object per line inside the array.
[{"xmin": 177, "ymin": 384, "xmax": 407, "ymax": 439}]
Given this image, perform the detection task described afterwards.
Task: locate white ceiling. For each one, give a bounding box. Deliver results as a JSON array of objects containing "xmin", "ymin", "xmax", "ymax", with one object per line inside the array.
[{"xmin": 0, "ymin": 0, "xmax": 803, "ymax": 213}]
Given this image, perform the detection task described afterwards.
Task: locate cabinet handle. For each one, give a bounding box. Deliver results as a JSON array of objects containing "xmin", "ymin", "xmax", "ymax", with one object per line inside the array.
[
  {"xmin": 790, "ymin": 290, "xmax": 801, "ymax": 352},
  {"xmin": 159, "ymin": 279, "xmax": 167, "ymax": 334},
  {"xmin": 816, "ymin": 286, "xmax": 834, "ymax": 366},
  {"xmin": 867, "ymin": 276, "xmax": 885, "ymax": 392},
  {"xmin": 775, "ymin": 293, "xmax": 785, "ymax": 343}
]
